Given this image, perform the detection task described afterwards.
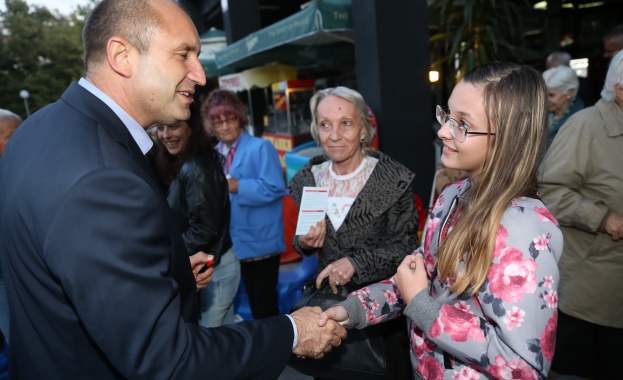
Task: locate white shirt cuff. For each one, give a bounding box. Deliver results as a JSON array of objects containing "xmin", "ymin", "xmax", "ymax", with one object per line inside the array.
[{"xmin": 286, "ymin": 314, "xmax": 298, "ymax": 350}]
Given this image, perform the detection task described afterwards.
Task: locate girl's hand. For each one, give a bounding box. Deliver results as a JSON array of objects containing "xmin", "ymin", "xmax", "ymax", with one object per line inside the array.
[{"xmin": 394, "ymin": 253, "xmax": 428, "ymax": 304}]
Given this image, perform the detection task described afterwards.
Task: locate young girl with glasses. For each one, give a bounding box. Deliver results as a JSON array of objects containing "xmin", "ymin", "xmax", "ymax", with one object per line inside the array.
[{"xmin": 320, "ymin": 62, "xmax": 563, "ymax": 379}]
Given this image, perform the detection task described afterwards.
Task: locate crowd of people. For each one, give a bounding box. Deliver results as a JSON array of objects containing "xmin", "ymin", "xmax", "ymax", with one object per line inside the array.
[{"xmin": 0, "ymin": 0, "xmax": 621, "ymax": 379}]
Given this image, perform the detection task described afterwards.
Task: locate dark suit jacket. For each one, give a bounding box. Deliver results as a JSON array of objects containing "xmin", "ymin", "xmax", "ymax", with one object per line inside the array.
[{"xmin": 0, "ymin": 83, "xmax": 292, "ymax": 379}]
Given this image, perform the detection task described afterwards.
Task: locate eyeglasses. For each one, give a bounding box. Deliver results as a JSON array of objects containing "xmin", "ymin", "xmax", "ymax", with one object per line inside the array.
[
  {"xmin": 210, "ymin": 115, "xmax": 238, "ymax": 128},
  {"xmin": 436, "ymin": 105, "xmax": 495, "ymax": 143}
]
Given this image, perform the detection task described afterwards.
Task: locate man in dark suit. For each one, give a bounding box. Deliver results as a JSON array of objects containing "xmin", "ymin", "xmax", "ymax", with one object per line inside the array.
[{"xmin": 0, "ymin": 0, "xmax": 346, "ymax": 379}]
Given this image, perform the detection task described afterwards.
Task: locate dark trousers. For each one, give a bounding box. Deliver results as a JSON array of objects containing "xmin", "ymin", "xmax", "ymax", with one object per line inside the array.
[
  {"xmin": 240, "ymin": 254, "xmax": 280, "ymax": 319},
  {"xmin": 551, "ymin": 310, "xmax": 623, "ymax": 379}
]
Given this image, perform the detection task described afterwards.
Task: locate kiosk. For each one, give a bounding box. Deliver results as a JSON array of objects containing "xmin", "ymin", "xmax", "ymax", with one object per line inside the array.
[{"xmin": 262, "ymin": 79, "xmax": 315, "ymax": 169}]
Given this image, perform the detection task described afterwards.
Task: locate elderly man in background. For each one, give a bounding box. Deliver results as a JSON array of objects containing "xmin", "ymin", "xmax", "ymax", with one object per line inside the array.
[
  {"xmin": 0, "ymin": 108, "xmax": 21, "ymax": 379},
  {"xmin": 540, "ymin": 49, "xmax": 623, "ymax": 380},
  {"xmin": 0, "ymin": 109, "xmax": 21, "ymax": 158}
]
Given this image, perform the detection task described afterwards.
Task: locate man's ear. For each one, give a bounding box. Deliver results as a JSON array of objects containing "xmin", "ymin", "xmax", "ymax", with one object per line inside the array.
[{"xmin": 107, "ymin": 37, "xmax": 133, "ymax": 78}]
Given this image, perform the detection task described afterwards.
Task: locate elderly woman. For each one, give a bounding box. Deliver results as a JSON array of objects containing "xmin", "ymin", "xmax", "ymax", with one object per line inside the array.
[
  {"xmin": 542, "ymin": 65, "xmax": 584, "ymax": 145},
  {"xmin": 289, "ymin": 86, "xmax": 418, "ymax": 294},
  {"xmin": 201, "ymin": 89, "xmax": 286, "ymax": 320},
  {"xmin": 540, "ymin": 50, "xmax": 623, "ymax": 379}
]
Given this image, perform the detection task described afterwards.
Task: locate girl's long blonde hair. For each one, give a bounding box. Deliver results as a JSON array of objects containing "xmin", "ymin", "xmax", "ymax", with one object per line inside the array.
[{"xmin": 436, "ymin": 62, "xmax": 548, "ymax": 295}]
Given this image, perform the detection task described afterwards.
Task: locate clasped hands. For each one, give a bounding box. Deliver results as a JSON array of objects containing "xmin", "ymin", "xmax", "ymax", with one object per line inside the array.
[{"xmin": 316, "ymin": 252, "xmax": 428, "ymax": 335}]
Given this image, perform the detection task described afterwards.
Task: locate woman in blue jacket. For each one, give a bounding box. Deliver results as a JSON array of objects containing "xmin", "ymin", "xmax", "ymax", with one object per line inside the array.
[{"xmin": 202, "ymin": 90, "xmax": 286, "ymax": 319}]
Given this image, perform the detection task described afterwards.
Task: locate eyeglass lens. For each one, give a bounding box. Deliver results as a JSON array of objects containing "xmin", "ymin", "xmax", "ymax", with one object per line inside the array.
[
  {"xmin": 436, "ymin": 106, "xmax": 466, "ymax": 142},
  {"xmin": 212, "ymin": 115, "xmax": 237, "ymax": 127}
]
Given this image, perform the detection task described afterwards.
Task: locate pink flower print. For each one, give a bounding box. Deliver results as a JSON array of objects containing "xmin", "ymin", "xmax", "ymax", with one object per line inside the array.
[
  {"xmin": 532, "ymin": 235, "xmax": 549, "ymax": 251},
  {"xmin": 544, "ymin": 290, "xmax": 558, "ymax": 308},
  {"xmin": 453, "ymin": 367, "xmax": 481, "ymax": 380},
  {"xmin": 494, "ymin": 225, "xmax": 509, "ymax": 257},
  {"xmin": 416, "ymin": 356, "xmax": 444, "ymax": 380},
  {"xmin": 412, "ymin": 328, "xmax": 436, "ymax": 358},
  {"xmin": 369, "ymin": 299, "xmax": 380, "ymax": 311},
  {"xmin": 435, "ymin": 196, "xmax": 445, "ymax": 209},
  {"xmin": 429, "ymin": 317, "xmax": 443, "ymax": 338},
  {"xmin": 540, "ymin": 311, "xmax": 557, "ymax": 362},
  {"xmin": 542, "ymin": 276, "xmax": 554, "ymax": 289},
  {"xmin": 503, "ymin": 306, "xmax": 525, "ymax": 331},
  {"xmin": 425, "ymin": 251, "xmax": 436, "ymax": 276},
  {"xmin": 455, "ymin": 300, "xmax": 471, "ymax": 313},
  {"xmin": 440, "ymin": 305, "xmax": 485, "ymax": 342},
  {"xmin": 534, "ymin": 206, "xmax": 558, "ymax": 226},
  {"xmin": 487, "ymin": 355, "xmax": 538, "ymax": 380},
  {"xmin": 383, "ymin": 289, "xmax": 398, "ymax": 305},
  {"xmin": 356, "ymin": 292, "xmax": 367, "ymax": 304},
  {"xmin": 365, "ymin": 309, "xmax": 376, "ymax": 322},
  {"xmin": 425, "ymin": 217, "xmax": 441, "ymax": 252},
  {"xmin": 488, "ymin": 247, "xmax": 537, "ymax": 303}
]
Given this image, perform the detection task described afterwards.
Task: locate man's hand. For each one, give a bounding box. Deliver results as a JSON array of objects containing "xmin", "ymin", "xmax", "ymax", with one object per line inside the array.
[
  {"xmin": 316, "ymin": 257, "xmax": 355, "ymax": 294},
  {"xmin": 291, "ymin": 306, "xmax": 347, "ymax": 359},
  {"xmin": 604, "ymin": 211, "xmax": 623, "ymax": 241},
  {"xmin": 190, "ymin": 251, "xmax": 214, "ymax": 291},
  {"xmin": 393, "ymin": 253, "xmax": 428, "ymax": 304},
  {"xmin": 297, "ymin": 219, "xmax": 326, "ymax": 250}
]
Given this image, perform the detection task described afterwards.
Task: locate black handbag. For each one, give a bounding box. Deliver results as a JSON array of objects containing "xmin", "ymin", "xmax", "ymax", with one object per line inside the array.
[{"xmin": 289, "ymin": 280, "xmax": 413, "ymax": 380}]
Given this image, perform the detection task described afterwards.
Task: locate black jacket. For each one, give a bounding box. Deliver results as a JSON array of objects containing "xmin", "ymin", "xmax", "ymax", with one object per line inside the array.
[{"xmin": 167, "ymin": 149, "xmax": 232, "ymax": 266}]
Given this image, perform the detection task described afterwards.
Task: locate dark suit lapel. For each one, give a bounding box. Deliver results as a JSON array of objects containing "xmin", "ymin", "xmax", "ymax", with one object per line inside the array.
[
  {"xmin": 61, "ymin": 83, "xmax": 198, "ymax": 320},
  {"xmin": 61, "ymin": 83, "xmax": 163, "ymax": 198}
]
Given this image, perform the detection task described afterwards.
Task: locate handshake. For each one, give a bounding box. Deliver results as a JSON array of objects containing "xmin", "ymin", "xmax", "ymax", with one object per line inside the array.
[{"xmin": 290, "ymin": 305, "xmax": 349, "ymax": 359}]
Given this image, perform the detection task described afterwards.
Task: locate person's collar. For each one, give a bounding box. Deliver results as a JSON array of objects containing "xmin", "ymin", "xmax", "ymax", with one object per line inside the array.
[
  {"xmin": 78, "ymin": 78, "xmax": 153, "ymax": 155},
  {"xmin": 215, "ymin": 130, "xmax": 245, "ymax": 155}
]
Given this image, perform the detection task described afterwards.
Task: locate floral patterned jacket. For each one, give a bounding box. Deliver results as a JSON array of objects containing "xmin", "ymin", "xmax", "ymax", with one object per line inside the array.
[{"xmin": 341, "ymin": 180, "xmax": 563, "ymax": 379}]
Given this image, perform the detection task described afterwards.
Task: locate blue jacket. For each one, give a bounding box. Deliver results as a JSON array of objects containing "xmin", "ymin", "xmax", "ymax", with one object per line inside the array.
[{"xmin": 228, "ymin": 131, "xmax": 286, "ymax": 260}]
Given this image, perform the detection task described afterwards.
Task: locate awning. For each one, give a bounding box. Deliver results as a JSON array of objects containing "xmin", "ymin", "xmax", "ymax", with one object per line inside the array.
[
  {"xmin": 201, "ymin": 59, "xmax": 234, "ymax": 77},
  {"xmin": 214, "ymin": 0, "xmax": 353, "ymax": 69},
  {"xmin": 198, "ymin": 28, "xmax": 234, "ymax": 77},
  {"xmin": 218, "ymin": 64, "xmax": 298, "ymax": 92}
]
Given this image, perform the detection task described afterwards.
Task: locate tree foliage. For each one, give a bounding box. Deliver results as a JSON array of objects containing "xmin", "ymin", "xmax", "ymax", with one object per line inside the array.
[
  {"xmin": 0, "ymin": 0, "xmax": 96, "ymax": 118},
  {"xmin": 428, "ymin": 0, "xmax": 542, "ymax": 92}
]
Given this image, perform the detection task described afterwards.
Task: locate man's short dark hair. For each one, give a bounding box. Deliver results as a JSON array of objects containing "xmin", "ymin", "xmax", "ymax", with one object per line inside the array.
[{"xmin": 82, "ymin": 0, "xmax": 165, "ymax": 72}]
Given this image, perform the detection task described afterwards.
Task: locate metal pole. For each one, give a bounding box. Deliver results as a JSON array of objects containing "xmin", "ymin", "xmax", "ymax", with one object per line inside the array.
[
  {"xmin": 23, "ymin": 98, "xmax": 30, "ymax": 117},
  {"xmin": 19, "ymin": 90, "xmax": 30, "ymax": 117}
]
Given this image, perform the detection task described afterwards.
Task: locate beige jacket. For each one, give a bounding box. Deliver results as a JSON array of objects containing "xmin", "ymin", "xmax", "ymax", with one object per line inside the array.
[
  {"xmin": 539, "ymin": 99, "xmax": 623, "ymax": 328},
  {"xmin": 434, "ymin": 163, "xmax": 469, "ymax": 194}
]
